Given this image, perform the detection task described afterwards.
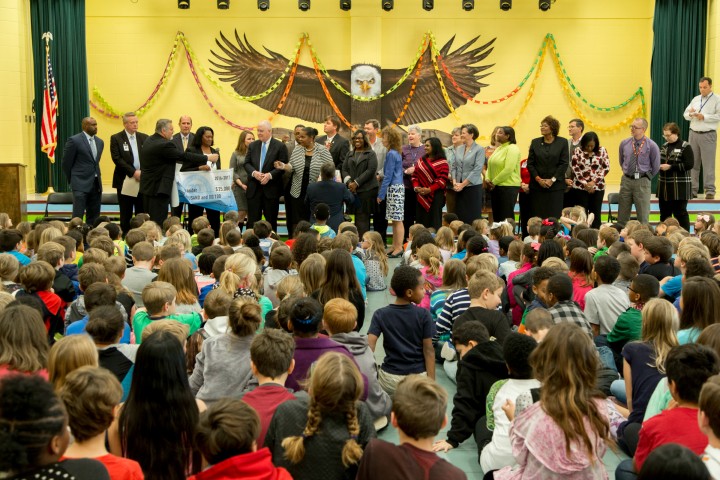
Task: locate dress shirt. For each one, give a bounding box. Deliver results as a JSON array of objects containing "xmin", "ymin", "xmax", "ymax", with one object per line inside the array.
[
  {"xmin": 126, "ymin": 130, "xmax": 140, "ymax": 170},
  {"xmin": 84, "ymin": 132, "xmax": 99, "ymax": 177},
  {"xmin": 683, "ymin": 93, "xmax": 720, "ymax": 132},
  {"xmin": 181, "ymin": 135, "xmax": 190, "ymax": 150},
  {"xmin": 619, "ymin": 136, "xmax": 660, "ymax": 177}
]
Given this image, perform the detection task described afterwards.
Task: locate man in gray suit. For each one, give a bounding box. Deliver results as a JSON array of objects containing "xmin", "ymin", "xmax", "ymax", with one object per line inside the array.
[{"xmin": 62, "ymin": 117, "xmax": 104, "ymax": 224}]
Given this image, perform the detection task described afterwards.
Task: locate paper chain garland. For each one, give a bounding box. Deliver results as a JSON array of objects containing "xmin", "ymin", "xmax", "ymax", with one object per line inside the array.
[{"xmin": 90, "ymin": 31, "xmax": 645, "ymax": 133}]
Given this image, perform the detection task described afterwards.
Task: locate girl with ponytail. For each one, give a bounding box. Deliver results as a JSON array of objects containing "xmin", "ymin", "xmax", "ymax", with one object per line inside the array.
[
  {"xmin": 265, "ymin": 352, "xmax": 376, "ymax": 480},
  {"xmin": 416, "ymin": 243, "xmax": 444, "ymax": 310}
]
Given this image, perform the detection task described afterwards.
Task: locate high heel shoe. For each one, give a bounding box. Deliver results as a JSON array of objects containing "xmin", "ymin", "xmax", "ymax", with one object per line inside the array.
[{"xmin": 388, "ymin": 251, "xmax": 403, "ymax": 258}]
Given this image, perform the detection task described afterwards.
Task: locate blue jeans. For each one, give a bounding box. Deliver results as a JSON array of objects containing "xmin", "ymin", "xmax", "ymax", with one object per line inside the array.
[
  {"xmin": 615, "ymin": 459, "xmax": 637, "ymax": 480},
  {"xmin": 611, "ymin": 379, "xmax": 627, "ymax": 404}
]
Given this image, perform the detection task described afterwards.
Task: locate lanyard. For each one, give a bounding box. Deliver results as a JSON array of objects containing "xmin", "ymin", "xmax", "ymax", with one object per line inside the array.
[
  {"xmin": 632, "ymin": 138, "xmax": 646, "ymax": 158},
  {"xmin": 700, "ymin": 93, "xmax": 714, "ymax": 113}
]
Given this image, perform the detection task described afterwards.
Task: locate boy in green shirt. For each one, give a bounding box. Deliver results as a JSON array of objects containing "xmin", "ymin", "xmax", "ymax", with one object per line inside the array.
[
  {"xmin": 593, "ymin": 226, "xmax": 619, "ymax": 261},
  {"xmin": 133, "ymin": 281, "xmax": 202, "ymax": 343}
]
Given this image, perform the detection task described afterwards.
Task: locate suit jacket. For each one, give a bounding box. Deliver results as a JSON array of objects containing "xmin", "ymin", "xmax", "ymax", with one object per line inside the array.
[
  {"xmin": 140, "ymin": 133, "xmax": 207, "ymax": 197},
  {"xmin": 171, "ymin": 132, "xmax": 195, "ymax": 152},
  {"xmin": 243, "ymin": 138, "xmax": 289, "ymax": 199},
  {"xmin": 341, "ymin": 150, "xmax": 379, "ymax": 194},
  {"xmin": 316, "ymin": 134, "xmax": 350, "ymax": 169},
  {"xmin": 306, "ymin": 180, "xmax": 354, "ymax": 232},
  {"xmin": 181, "ymin": 146, "xmax": 221, "ymax": 171},
  {"xmin": 527, "ymin": 136, "xmax": 570, "ymax": 192},
  {"xmin": 110, "ymin": 130, "xmax": 149, "ymax": 189},
  {"xmin": 62, "ymin": 132, "xmax": 104, "ymax": 193}
]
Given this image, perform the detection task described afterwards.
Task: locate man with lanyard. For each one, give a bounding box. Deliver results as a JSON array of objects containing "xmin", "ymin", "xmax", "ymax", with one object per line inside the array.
[
  {"xmin": 617, "ymin": 118, "xmax": 660, "ymax": 225},
  {"xmin": 684, "ymin": 76, "xmax": 720, "ymax": 199}
]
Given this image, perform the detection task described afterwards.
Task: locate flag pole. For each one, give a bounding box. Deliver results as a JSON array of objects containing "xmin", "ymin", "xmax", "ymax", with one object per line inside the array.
[{"xmin": 42, "ymin": 32, "xmax": 55, "ymax": 195}]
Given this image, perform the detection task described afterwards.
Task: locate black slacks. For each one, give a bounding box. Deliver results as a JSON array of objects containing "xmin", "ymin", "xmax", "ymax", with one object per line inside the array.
[
  {"xmin": 490, "ymin": 186, "xmax": 519, "ymax": 223},
  {"xmin": 117, "ymin": 188, "xmax": 144, "ymax": 235}
]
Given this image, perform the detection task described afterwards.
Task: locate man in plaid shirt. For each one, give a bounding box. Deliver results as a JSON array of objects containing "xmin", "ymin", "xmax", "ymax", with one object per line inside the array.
[{"xmin": 544, "ymin": 273, "xmax": 593, "ymax": 336}]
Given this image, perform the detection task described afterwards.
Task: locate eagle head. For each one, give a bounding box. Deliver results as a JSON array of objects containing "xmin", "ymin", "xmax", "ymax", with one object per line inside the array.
[{"xmin": 351, "ymin": 64, "xmax": 382, "ymax": 97}]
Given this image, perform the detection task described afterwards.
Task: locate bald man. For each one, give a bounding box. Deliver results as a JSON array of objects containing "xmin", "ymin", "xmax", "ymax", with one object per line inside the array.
[
  {"xmin": 62, "ymin": 117, "xmax": 104, "ymax": 224},
  {"xmin": 244, "ymin": 120, "xmax": 288, "ymax": 232}
]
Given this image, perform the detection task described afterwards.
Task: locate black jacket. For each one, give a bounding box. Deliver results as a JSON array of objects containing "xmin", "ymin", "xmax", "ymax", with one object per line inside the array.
[{"xmin": 446, "ymin": 340, "xmax": 508, "ymax": 447}]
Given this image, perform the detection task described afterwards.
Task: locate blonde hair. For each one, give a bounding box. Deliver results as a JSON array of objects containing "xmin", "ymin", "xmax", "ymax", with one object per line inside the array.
[
  {"xmin": 541, "ymin": 256, "xmax": 570, "ymax": 272},
  {"xmin": 640, "ymin": 298, "xmax": 679, "ymax": 373},
  {"xmin": 299, "ymin": 253, "xmax": 326, "ymax": 295},
  {"xmin": 139, "ymin": 220, "xmax": 161, "ymax": 243},
  {"xmin": 467, "ymin": 270, "xmax": 501, "ymax": 298},
  {"xmin": 277, "ymin": 275, "xmax": 304, "ymax": 302},
  {"xmin": 142, "ymin": 319, "xmax": 190, "ymax": 345},
  {"xmin": 322, "ymin": 298, "xmax": 357, "ymax": 334},
  {"xmin": 507, "ymin": 239, "xmax": 524, "ymax": 262},
  {"xmin": 417, "ymin": 244, "xmax": 442, "ymax": 277},
  {"xmin": 569, "ymin": 205, "xmax": 587, "ymax": 223},
  {"xmin": 440, "ymin": 259, "xmax": 467, "ymax": 290},
  {"xmin": 142, "ymin": 281, "xmax": 177, "ymax": 315},
  {"xmin": 472, "ymin": 218, "xmax": 489, "ymax": 235},
  {"xmin": 219, "ymin": 253, "xmax": 258, "ymax": 296},
  {"xmin": 474, "ymin": 253, "xmax": 499, "ymax": 274},
  {"xmin": 38, "ymin": 227, "xmax": 63, "ymax": 249},
  {"xmin": 435, "ymin": 227, "xmax": 454, "ymax": 251},
  {"xmin": 677, "ymin": 243, "xmax": 710, "ymax": 263},
  {"xmin": 48, "ymin": 335, "xmax": 99, "ymax": 389},
  {"xmin": 0, "ymin": 253, "xmax": 19, "ymax": 282},
  {"xmin": 0, "ymin": 213, "xmax": 12, "ymax": 229},
  {"xmin": 281, "ymin": 352, "xmax": 364, "ymax": 467},
  {"xmin": 489, "ymin": 222, "xmax": 513, "ymax": 240},
  {"xmin": 363, "ymin": 231, "xmax": 388, "ymax": 275},
  {"xmin": 157, "ymin": 258, "xmax": 198, "ymax": 306},
  {"xmin": 0, "ymin": 305, "xmax": 49, "ymax": 373}
]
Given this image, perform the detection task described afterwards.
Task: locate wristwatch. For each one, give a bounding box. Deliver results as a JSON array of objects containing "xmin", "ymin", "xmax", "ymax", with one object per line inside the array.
[{"xmin": 551, "ymin": 177, "xmax": 557, "ymax": 182}]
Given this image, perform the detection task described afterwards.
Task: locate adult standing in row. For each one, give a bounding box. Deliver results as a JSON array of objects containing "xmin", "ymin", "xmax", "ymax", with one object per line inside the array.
[
  {"xmin": 110, "ymin": 112, "xmax": 148, "ymax": 235},
  {"xmin": 378, "ymin": 127, "xmax": 405, "ymax": 257},
  {"xmin": 412, "ymin": 137, "xmax": 449, "ymax": 231},
  {"xmin": 140, "ymin": 119, "xmax": 216, "ymax": 226},
  {"xmin": 276, "ymin": 126, "xmax": 333, "ymax": 236},
  {"xmin": 684, "ymin": 77, "xmax": 720, "ymax": 199},
  {"xmin": 485, "ymin": 126, "xmax": 521, "ymax": 222},
  {"xmin": 229, "ymin": 130, "xmax": 254, "ymax": 232},
  {"xmin": 316, "ymin": 115, "xmax": 349, "ymax": 170},
  {"xmin": 171, "ymin": 115, "xmax": 194, "ymax": 218},
  {"xmin": 527, "ymin": 116, "xmax": 568, "ymax": 220},
  {"xmin": 343, "ymin": 130, "xmax": 379, "ymax": 238},
  {"xmin": 452, "ymin": 124, "xmax": 485, "ymax": 224},
  {"xmin": 62, "ymin": 117, "xmax": 104, "ymax": 225},
  {"xmin": 366, "ymin": 119, "xmax": 388, "ymax": 246},
  {"xmin": 564, "ymin": 118, "xmax": 585, "ymax": 207},
  {"xmin": 657, "ymin": 122, "xmax": 694, "ymax": 231},
  {"xmin": 402, "ymin": 125, "xmax": 425, "ymax": 238},
  {"xmin": 183, "ymin": 126, "xmax": 222, "ymax": 235},
  {"xmin": 444, "ymin": 127, "xmax": 463, "ymax": 214},
  {"xmin": 245, "ymin": 120, "xmax": 288, "ymax": 233},
  {"xmin": 570, "ymin": 131, "xmax": 609, "ymax": 229},
  {"xmin": 617, "ymin": 118, "xmax": 660, "ymax": 225}
]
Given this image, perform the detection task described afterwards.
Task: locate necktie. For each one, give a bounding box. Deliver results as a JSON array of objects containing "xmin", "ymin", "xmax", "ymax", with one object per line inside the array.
[
  {"xmin": 182, "ymin": 136, "xmax": 188, "ymax": 150},
  {"xmin": 89, "ymin": 136, "xmax": 98, "ymax": 160},
  {"xmin": 129, "ymin": 134, "xmax": 140, "ymax": 170},
  {"xmin": 633, "ymin": 141, "xmax": 641, "ymax": 174},
  {"xmin": 260, "ymin": 142, "xmax": 267, "ymax": 171}
]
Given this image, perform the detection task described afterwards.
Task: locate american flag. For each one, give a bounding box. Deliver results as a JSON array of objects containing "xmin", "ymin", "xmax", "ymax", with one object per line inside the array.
[{"xmin": 40, "ymin": 53, "xmax": 58, "ymax": 163}]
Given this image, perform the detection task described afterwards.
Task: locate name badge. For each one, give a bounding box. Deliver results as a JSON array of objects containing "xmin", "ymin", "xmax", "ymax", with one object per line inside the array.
[
  {"xmin": 634, "ymin": 172, "xmax": 640, "ymax": 179},
  {"xmin": 123, "ymin": 143, "xmax": 129, "ymax": 151},
  {"xmin": 673, "ymin": 149, "xmax": 682, "ymax": 153}
]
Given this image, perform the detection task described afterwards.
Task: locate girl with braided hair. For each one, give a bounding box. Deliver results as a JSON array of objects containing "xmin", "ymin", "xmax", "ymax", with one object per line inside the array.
[
  {"xmin": 265, "ymin": 352, "xmax": 376, "ymax": 480},
  {"xmin": 0, "ymin": 374, "xmax": 109, "ymax": 479}
]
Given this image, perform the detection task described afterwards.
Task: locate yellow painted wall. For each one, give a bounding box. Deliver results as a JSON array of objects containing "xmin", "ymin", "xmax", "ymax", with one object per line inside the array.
[
  {"xmin": 6, "ymin": 0, "xmax": 656, "ymax": 193},
  {"xmin": 708, "ymin": 0, "xmax": 719, "ymax": 80},
  {"xmin": 0, "ymin": 0, "xmax": 34, "ymax": 192}
]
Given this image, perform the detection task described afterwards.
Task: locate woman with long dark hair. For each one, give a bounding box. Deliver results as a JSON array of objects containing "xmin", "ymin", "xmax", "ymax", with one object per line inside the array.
[
  {"xmin": 229, "ymin": 130, "xmax": 254, "ymax": 231},
  {"xmin": 486, "ymin": 126, "xmax": 521, "ymax": 222},
  {"xmin": 109, "ymin": 330, "xmax": 204, "ymax": 480},
  {"xmin": 184, "ymin": 126, "xmax": 221, "ymax": 235},
  {"xmin": 412, "ymin": 137, "xmax": 449, "ymax": 231},
  {"xmin": 570, "ymin": 131, "xmax": 610, "ymax": 229},
  {"xmin": 275, "ymin": 126, "xmax": 333, "ymax": 236},
  {"xmin": 312, "ymin": 249, "xmax": 365, "ymax": 331}
]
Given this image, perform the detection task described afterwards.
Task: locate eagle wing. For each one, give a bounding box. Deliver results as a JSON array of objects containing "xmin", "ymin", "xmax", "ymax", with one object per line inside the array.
[
  {"xmin": 209, "ymin": 30, "xmax": 351, "ymax": 123},
  {"xmin": 381, "ymin": 35, "xmax": 495, "ymax": 125}
]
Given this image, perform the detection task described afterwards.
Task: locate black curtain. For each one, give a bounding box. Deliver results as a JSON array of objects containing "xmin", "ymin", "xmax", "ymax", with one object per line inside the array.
[
  {"xmin": 31, "ymin": 0, "xmax": 88, "ymax": 193},
  {"xmin": 650, "ymin": 0, "xmax": 707, "ymax": 192}
]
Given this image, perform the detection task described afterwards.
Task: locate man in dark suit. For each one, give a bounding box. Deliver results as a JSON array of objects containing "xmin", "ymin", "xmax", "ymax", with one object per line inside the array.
[
  {"xmin": 62, "ymin": 117, "xmax": 104, "ymax": 225},
  {"xmin": 244, "ymin": 120, "xmax": 288, "ymax": 232},
  {"xmin": 315, "ymin": 115, "xmax": 350, "ymax": 169},
  {"xmin": 140, "ymin": 118, "xmax": 217, "ymax": 226},
  {"xmin": 110, "ymin": 112, "xmax": 149, "ymax": 234},
  {"xmin": 285, "ymin": 124, "xmax": 304, "ymax": 157},
  {"xmin": 171, "ymin": 115, "xmax": 194, "ymax": 218}
]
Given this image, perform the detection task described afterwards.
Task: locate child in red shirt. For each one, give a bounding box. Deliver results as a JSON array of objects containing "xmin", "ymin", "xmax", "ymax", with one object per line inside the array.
[{"xmin": 17, "ymin": 261, "xmax": 66, "ymax": 342}]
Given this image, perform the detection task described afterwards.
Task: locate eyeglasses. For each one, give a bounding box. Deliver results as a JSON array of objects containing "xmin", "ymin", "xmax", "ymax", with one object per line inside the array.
[
  {"xmin": 628, "ymin": 286, "xmax": 636, "ymax": 294},
  {"xmin": 630, "ymin": 126, "xmax": 644, "ymax": 130}
]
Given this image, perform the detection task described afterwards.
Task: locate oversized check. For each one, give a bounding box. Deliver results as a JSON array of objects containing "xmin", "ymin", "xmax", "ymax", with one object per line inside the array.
[{"xmin": 176, "ymin": 168, "xmax": 238, "ymax": 213}]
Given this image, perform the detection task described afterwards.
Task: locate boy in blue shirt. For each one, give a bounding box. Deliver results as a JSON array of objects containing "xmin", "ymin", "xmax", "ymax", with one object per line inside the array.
[
  {"xmin": 0, "ymin": 229, "xmax": 30, "ymax": 266},
  {"xmin": 310, "ymin": 203, "xmax": 336, "ymax": 239},
  {"xmin": 368, "ymin": 266, "xmax": 436, "ymax": 396}
]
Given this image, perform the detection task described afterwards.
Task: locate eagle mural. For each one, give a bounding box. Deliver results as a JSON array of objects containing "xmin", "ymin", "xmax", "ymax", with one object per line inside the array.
[{"xmin": 209, "ymin": 31, "xmax": 495, "ymax": 127}]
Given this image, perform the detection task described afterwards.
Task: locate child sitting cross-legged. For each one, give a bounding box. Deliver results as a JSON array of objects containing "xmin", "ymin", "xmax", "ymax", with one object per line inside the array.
[
  {"xmin": 66, "ymin": 283, "xmax": 131, "ymax": 344},
  {"xmin": 189, "ymin": 398, "xmax": 292, "ymax": 480},
  {"xmin": 240, "ymin": 328, "xmax": 298, "ymax": 448},
  {"xmin": 311, "ymin": 203, "xmax": 336, "ymax": 239},
  {"xmin": 323, "ymin": 298, "xmax": 392, "ymax": 429},
  {"xmin": 200, "ymin": 288, "xmax": 233, "ymax": 337},
  {"xmin": 431, "ymin": 321, "xmax": 508, "ymax": 457},
  {"xmin": 584, "ymin": 255, "xmax": 630, "ymax": 338},
  {"xmin": 265, "ymin": 352, "xmax": 377, "ymax": 480},
  {"xmin": 614, "ymin": 343, "xmax": 720, "ymax": 479},
  {"xmin": 58, "ymin": 366, "xmax": 144, "ymax": 479},
  {"xmin": 357, "ymin": 375, "xmax": 467, "ymax": 480},
  {"xmin": 189, "ymin": 296, "xmax": 261, "ymax": 403},
  {"xmin": 132, "ymin": 281, "xmax": 202, "ymax": 343},
  {"xmin": 16, "ymin": 261, "xmax": 66, "ymax": 342},
  {"xmin": 544, "ymin": 273, "xmax": 593, "ymax": 337}
]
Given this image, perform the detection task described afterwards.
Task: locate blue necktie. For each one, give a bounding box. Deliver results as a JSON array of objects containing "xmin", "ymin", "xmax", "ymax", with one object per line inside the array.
[
  {"xmin": 129, "ymin": 134, "xmax": 140, "ymax": 170},
  {"xmin": 260, "ymin": 142, "xmax": 267, "ymax": 171}
]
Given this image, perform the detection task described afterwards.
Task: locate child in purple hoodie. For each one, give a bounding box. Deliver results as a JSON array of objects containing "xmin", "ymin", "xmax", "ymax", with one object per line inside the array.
[{"xmin": 286, "ymin": 297, "xmax": 368, "ymax": 396}]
